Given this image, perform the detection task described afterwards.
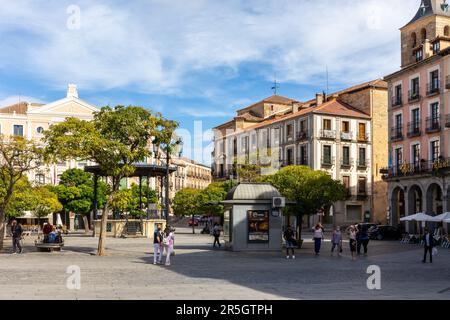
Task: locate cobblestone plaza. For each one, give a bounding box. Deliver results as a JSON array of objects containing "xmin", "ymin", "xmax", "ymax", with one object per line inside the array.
[{"xmin": 0, "ymin": 229, "xmax": 449, "ymax": 300}]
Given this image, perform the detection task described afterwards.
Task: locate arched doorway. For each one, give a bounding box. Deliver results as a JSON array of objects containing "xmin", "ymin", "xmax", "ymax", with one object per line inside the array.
[
  {"xmin": 391, "ymin": 187, "xmax": 405, "ymax": 226},
  {"xmin": 426, "ymin": 183, "xmax": 443, "ymax": 216},
  {"xmin": 407, "ymin": 185, "xmax": 423, "ymax": 233}
]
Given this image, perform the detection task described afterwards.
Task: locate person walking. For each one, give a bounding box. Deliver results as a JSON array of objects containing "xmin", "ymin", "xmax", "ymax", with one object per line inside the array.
[
  {"xmin": 348, "ymin": 225, "xmax": 357, "ymax": 261},
  {"xmin": 331, "ymin": 226, "xmax": 343, "ymax": 256},
  {"xmin": 284, "ymin": 226, "xmax": 296, "ymax": 259},
  {"xmin": 212, "ymin": 223, "xmax": 221, "ymax": 248},
  {"xmin": 153, "ymin": 226, "xmax": 163, "ymax": 265},
  {"xmin": 359, "ymin": 226, "xmax": 370, "ymax": 256},
  {"xmin": 423, "ymin": 228, "xmax": 434, "ymax": 264},
  {"xmin": 313, "ymin": 224, "xmax": 324, "ymax": 255},
  {"xmin": 10, "ymin": 220, "xmax": 23, "ymax": 254},
  {"xmin": 164, "ymin": 227, "xmax": 175, "ymax": 266}
]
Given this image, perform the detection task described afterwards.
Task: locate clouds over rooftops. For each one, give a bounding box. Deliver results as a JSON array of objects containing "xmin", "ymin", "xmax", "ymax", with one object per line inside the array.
[{"xmin": 0, "ymin": 0, "xmax": 417, "ymax": 95}]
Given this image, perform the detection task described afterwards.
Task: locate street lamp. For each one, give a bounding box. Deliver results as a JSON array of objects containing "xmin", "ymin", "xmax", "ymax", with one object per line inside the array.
[{"xmin": 152, "ymin": 136, "xmax": 183, "ymax": 226}]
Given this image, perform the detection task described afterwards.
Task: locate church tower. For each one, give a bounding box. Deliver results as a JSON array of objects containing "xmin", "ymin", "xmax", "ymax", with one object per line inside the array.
[{"xmin": 401, "ymin": 0, "xmax": 450, "ymax": 67}]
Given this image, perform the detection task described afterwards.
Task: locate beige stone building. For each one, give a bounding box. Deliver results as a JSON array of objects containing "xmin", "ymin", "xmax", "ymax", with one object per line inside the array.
[
  {"xmin": 0, "ymin": 84, "xmax": 98, "ymax": 186},
  {"xmin": 213, "ymin": 80, "xmax": 389, "ymax": 226}
]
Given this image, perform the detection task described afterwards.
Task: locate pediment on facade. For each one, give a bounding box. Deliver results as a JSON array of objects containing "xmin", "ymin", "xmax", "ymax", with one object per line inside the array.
[{"xmin": 27, "ymin": 97, "xmax": 99, "ymax": 116}]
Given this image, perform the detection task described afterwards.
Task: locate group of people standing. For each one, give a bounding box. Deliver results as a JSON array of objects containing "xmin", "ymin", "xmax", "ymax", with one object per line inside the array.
[
  {"xmin": 153, "ymin": 225, "xmax": 175, "ymax": 266},
  {"xmin": 284, "ymin": 223, "xmax": 371, "ymax": 260}
]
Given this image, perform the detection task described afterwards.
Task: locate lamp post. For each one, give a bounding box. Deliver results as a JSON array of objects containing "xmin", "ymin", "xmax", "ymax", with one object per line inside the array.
[{"xmin": 153, "ymin": 137, "xmax": 183, "ymax": 226}]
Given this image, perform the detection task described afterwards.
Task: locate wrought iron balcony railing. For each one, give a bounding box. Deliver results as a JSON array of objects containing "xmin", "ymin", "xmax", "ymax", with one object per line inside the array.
[
  {"xmin": 407, "ymin": 121, "xmax": 421, "ymax": 138},
  {"xmin": 426, "ymin": 116, "xmax": 441, "ymax": 133},
  {"xmin": 390, "ymin": 127, "xmax": 403, "ymax": 141},
  {"xmin": 408, "ymin": 90, "xmax": 421, "ymax": 103}
]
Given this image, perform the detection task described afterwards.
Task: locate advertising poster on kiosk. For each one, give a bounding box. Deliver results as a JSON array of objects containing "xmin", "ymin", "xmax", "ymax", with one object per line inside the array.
[{"xmin": 247, "ymin": 210, "xmax": 269, "ymax": 243}]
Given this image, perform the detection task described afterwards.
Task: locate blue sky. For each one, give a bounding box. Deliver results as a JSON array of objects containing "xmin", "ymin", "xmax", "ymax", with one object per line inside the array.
[{"xmin": 0, "ymin": 0, "xmax": 419, "ymax": 164}]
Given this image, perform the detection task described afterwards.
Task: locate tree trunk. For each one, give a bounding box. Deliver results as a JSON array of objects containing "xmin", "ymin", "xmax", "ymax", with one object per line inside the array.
[
  {"xmin": 83, "ymin": 215, "xmax": 90, "ymax": 234},
  {"xmin": 296, "ymin": 213, "xmax": 303, "ymax": 241},
  {"xmin": 97, "ymin": 197, "xmax": 111, "ymax": 256},
  {"xmin": 0, "ymin": 208, "xmax": 6, "ymax": 251}
]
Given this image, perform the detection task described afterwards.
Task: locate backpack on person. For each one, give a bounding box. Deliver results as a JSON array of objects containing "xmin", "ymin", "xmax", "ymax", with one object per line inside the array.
[{"xmin": 163, "ymin": 234, "xmax": 171, "ymax": 246}]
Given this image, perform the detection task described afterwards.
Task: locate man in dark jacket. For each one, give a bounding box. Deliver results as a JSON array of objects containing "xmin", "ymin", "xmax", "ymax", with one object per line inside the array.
[
  {"xmin": 11, "ymin": 220, "xmax": 23, "ymax": 254},
  {"xmin": 423, "ymin": 228, "xmax": 434, "ymax": 263}
]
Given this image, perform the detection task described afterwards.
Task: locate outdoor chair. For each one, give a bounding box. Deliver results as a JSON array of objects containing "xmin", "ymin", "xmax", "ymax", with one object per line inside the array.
[{"xmin": 400, "ymin": 234, "xmax": 411, "ymax": 244}]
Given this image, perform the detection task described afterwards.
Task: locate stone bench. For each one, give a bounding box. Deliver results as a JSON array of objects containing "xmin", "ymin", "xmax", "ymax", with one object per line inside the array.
[{"xmin": 35, "ymin": 242, "xmax": 64, "ymax": 252}]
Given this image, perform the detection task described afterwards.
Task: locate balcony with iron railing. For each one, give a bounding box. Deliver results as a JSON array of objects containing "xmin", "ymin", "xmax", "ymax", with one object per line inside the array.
[
  {"xmin": 319, "ymin": 129, "xmax": 336, "ymax": 140},
  {"xmin": 357, "ymin": 187, "xmax": 368, "ymax": 200},
  {"xmin": 407, "ymin": 121, "xmax": 421, "ymax": 138},
  {"xmin": 357, "ymin": 158, "xmax": 369, "ymax": 169},
  {"xmin": 357, "ymin": 132, "xmax": 370, "ymax": 143},
  {"xmin": 408, "ymin": 90, "xmax": 421, "ymax": 103},
  {"xmin": 340, "ymin": 131, "xmax": 353, "ymax": 141},
  {"xmin": 391, "ymin": 95, "xmax": 403, "ymax": 108},
  {"xmin": 297, "ymin": 131, "xmax": 309, "ymax": 142},
  {"xmin": 321, "ymin": 156, "xmax": 335, "ymax": 168},
  {"xmin": 340, "ymin": 157, "xmax": 353, "ymax": 169},
  {"xmin": 390, "ymin": 126, "xmax": 403, "ymax": 142},
  {"xmin": 381, "ymin": 157, "xmax": 450, "ymax": 180},
  {"xmin": 426, "ymin": 82, "xmax": 440, "ymax": 96},
  {"xmin": 425, "ymin": 116, "xmax": 441, "ymax": 133}
]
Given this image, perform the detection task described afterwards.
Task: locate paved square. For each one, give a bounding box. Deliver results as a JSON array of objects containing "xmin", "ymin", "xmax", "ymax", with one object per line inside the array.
[{"xmin": 1, "ymin": 228, "xmax": 449, "ymax": 300}]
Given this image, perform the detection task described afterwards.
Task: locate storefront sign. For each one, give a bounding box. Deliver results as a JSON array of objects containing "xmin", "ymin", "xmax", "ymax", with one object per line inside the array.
[{"xmin": 247, "ymin": 210, "xmax": 269, "ymax": 243}]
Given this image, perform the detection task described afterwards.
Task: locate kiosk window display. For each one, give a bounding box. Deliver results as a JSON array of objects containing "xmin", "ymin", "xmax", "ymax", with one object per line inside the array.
[
  {"xmin": 247, "ymin": 210, "xmax": 269, "ymax": 243},
  {"xmin": 220, "ymin": 183, "xmax": 285, "ymax": 252}
]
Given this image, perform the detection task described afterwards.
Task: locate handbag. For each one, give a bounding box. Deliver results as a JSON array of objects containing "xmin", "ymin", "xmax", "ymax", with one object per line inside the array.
[{"xmin": 432, "ymin": 247, "xmax": 438, "ymax": 256}]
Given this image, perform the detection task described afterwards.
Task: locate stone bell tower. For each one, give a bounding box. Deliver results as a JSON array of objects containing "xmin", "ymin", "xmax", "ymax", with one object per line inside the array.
[{"xmin": 400, "ymin": 0, "xmax": 450, "ymax": 68}]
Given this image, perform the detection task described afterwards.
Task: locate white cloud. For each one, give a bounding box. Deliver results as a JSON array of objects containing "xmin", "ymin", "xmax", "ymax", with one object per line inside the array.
[
  {"xmin": 0, "ymin": 95, "xmax": 46, "ymax": 107},
  {"xmin": 0, "ymin": 0, "xmax": 419, "ymax": 93}
]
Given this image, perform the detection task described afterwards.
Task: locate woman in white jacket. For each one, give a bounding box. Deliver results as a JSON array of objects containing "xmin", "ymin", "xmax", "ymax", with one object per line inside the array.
[{"xmin": 163, "ymin": 228, "xmax": 175, "ymax": 266}]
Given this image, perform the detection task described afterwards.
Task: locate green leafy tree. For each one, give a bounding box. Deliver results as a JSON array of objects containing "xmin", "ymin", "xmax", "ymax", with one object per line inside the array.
[
  {"xmin": 44, "ymin": 106, "xmax": 172, "ymax": 256},
  {"xmin": 173, "ymin": 188, "xmax": 201, "ymax": 234},
  {"xmin": 0, "ymin": 135, "xmax": 43, "ymax": 250},
  {"xmin": 32, "ymin": 186, "xmax": 63, "ymax": 232},
  {"xmin": 237, "ymin": 164, "xmax": 264, "ymax": 183},
  {"xmin": 264, "ymin": 166, "xmax": 346, "ymax": 240},
  {"xmin": 111, "ymin": 189, "xmax": 133, "ymax": 214},
  {"xmin": 197, "ymin": 182, "xmax": 228, "ymax": 217},
  {"xmin": 3, "ymin": 176, "xmax": 36, "ymax": 219},
  {"xmin": 56, "ymin": 169, "xmax": 108, "ymax": 233},
  {"xmin": 128, "ymin": 183, "xmax": 157, "ymax": 217}
]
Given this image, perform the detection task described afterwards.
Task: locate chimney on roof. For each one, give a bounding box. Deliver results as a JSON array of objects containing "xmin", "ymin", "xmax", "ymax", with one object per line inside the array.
[
  {"xmin": 316, "ymin": 93, "xmax": 324, "ymax": 106},
  {"xmin": 67, "ymin": 84, "xmax": 78, "ymax": 98}
]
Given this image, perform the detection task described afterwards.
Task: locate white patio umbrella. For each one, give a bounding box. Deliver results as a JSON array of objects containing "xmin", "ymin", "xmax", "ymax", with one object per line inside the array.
[
  {"xmin": 56, "ymin": 213, "xmax": 63, "ymax": 226},
  {"xmin": 429, "ymin": 212, "xmax": 450, "ymax": 222},
  {"xmin": 400, "ymin": 212, "xmax": 434, "ymax": 222},
  {"xmin": 444, "ymin": 218, "xmax": 450, "ymax": 223}
]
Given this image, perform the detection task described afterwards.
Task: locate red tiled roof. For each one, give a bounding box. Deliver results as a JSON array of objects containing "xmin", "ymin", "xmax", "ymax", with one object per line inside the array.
[
  {"xmin": 236, "ymin": 111, "xmax": 263, "ymax": 122},
  {"xmin": 0, "ymin": 102, "xmax": 29, "ymax": 114},
  {"xmin": 244, "ymin": 99, "xmax": 370, "ymax": 131}
]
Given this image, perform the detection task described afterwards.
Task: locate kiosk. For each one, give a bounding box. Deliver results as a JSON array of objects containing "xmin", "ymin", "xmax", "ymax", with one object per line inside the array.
[{"xmin": 221, "ymin": 183, "xmax": 284, "ymax": 252}]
